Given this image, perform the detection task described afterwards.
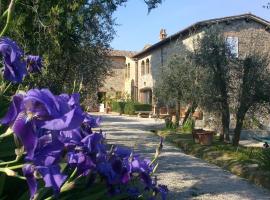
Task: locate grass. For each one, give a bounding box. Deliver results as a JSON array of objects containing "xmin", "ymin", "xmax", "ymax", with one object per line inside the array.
[{"xmin": 156, "ymin": 129, "xmax": 270, "ymax": 190}]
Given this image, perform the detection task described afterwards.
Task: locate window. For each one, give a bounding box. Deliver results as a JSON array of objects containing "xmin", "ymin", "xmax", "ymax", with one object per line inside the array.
[
  {"xmin": 146, "ymin": 59, "xmax": 150, "ymax": 74},
  {"xmin": 226, "ymin": 36, "xmax": 239, "ymax": 58},
  {"xmin": 128, "ymin": 63, "xmax": 130, "ymax": 79},
  {"xmin": 141, "ymin": 61, "xmax": 145, "ymax": 75}
]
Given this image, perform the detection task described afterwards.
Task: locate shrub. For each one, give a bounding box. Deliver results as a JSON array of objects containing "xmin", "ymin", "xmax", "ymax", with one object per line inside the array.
[
  {"xmin": 124, "ymin": 101, "xmax": 152, "ymax": 115},
  {"xmin": 134, "ymin": 103, "xmax": 152, "ymax": 111},
  {"xmin": 111, "ymin": 101, "xmax": 126, "ymax": 113},
  {"xmin": 124, "ymin": 101, "xmax": 136, "ymax": 115}
]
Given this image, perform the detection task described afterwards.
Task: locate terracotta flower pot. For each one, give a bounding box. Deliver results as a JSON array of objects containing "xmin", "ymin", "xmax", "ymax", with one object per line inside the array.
[
  {"xmin": 198, "ymin": 131, "xmax": 214, "ymax": 145},
  {"xmin": 192, "ymin": 129, "xmax": 214, "ymax": 145},
  {"xmin": 192, "ymin": 129, "xmax": 203, "ymax": 144}
]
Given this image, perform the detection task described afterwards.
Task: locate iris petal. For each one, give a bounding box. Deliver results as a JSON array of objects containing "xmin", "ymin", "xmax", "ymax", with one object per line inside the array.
[
  {"xmin": 37, "ymin": 165, "xmax": 67, "ymax": 192},
  {"xmin": 12, "ymin": 112, "xmax": 37, "ymax": 159},
  {"xmin": 22, "ymin": 164, "xmax": 37, "ymax": 199},
  {"xmin": 0, "ymin": 94, "xmax": 23, "ymax": 125},
  {"xmin": 42, "ymin": 107, "xmax": 84, "ymax": 131}
]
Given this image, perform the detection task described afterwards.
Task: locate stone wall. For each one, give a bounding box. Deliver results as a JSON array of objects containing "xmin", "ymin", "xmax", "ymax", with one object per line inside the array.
[
  {"xmin": 100, "ymin": 56, "xmax": 126, "ymax": 97},
  {"xmin": 124, "ymin": 57, "xmax": 136, "ymax": 97}
]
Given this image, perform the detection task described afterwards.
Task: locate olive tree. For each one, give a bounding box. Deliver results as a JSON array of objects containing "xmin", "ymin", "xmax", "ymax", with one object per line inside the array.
[
  {"xmin": 154, "ymin": 54, "xmax": 197, "ymax": 127},
  {"xmin": 193, "ymin": 27, "xmax": 233, "ymax": 141},
  {"xmin": 232, "ymin": 52, "xmax": 270, "ymax": 145}
]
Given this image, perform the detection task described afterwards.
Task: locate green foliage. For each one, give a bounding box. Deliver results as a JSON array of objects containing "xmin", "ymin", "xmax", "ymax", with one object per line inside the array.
[
  {"xmin": 134, "ymin": 103, "xmax": 152, "ymax": 111},
  {"xmin": 111, "ymin": 101, "xmax": 126, "ymax": 113},
  {"xmin": 257, "ymin": 149, "xmax": 270, "ymax": 170},
  {"xmin": 124, "ymin": 101, "xmax": 152, "ymax": 115},
  {"xmin": 182, "ymin": 118, "xmax": 195, "ymax": 133},
  {"xmin": 0, "ymin": 0, "xmax": 162, "ymax": 101},
  {"xmin": 233, "ymin": 50, "xmax": 270, "ymax": 145},
  {"xmin": 192, "ymin": 27, "xmax": 232, "ymax": 112},
  {"xmin": 154, "ymin": 54, "xmax": 197, "ymax": 105},
  {"xmin": 123, "ymin": 101, "xmax": 135, "ymax": 115},
  {"xmin": 164, "ymin": 117, "xmax": 174, "ymax": 129},
  {"xmin": 112, "ymin": 101, "xmax": 152, "ymax": 115}
]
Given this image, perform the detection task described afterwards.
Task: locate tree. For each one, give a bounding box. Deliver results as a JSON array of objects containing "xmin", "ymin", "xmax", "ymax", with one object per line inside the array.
[
  {"xmin": 154, "ymin": 54, "xmax": 197, "ymax": 127},
  {"xmin": 0, "ymin": 0, "xmax": 162, "ymax": 99},
  {"xmin": 193, "ymin": 27, "xmax": 232, "ymax": 141},
  {"xmin": 232, "ymin": 52, "xmax": 270, "ymax": 145}
]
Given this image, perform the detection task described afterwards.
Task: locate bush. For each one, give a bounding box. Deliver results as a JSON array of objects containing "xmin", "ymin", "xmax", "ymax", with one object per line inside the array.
[
  {"xmin": 124, "ymin": 101, "xmax": 136, "ymax": 115},
  {"xmin": 112, "ymin": 101, "xmax": 152, "ymax": 115},
  {"xmin": 134, "ymin": 103, "xmax": 152, "ymax": 111},
  {"xmin": 124, "ymin": 101, "xmax": 152, "ymax": 115},
  {"xmin": 111, "ymin": 101, "xmax": 126, "ymax": 113}
]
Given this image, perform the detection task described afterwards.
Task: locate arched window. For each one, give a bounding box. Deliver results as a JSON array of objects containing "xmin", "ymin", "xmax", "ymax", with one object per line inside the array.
[
  {"xmin": 146, "ymin": 59, "xmax": 150, "ymax": 74},
  {"xmin": 128, "ymin": 63, "xmax": 130, "ymax": 79},
  {"xmin": 141, "ymin": 61, "xmax": 145, "ymax": 76}
]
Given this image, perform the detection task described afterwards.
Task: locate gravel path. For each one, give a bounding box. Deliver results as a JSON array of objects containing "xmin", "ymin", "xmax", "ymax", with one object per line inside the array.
[{"xmin": 98, "ymin": 114, "xmax": 270, "ymax": 200}]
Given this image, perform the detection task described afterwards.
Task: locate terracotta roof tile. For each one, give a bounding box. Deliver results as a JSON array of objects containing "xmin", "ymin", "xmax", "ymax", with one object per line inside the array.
[{"xmin": 133, "ymin": 13, "xmax": 270, "ymax": 58}]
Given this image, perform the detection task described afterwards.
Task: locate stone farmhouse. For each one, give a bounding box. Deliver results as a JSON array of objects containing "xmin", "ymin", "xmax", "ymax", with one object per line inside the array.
[{"xmin": 100, "ymin": 13, "xmax": 270, "ymax": 110}]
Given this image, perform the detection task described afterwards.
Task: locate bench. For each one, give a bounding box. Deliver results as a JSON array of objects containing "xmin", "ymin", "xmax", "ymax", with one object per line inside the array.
[{"xmin": 135, "ymin": 111, "xmax": 153, "ymax": 118}]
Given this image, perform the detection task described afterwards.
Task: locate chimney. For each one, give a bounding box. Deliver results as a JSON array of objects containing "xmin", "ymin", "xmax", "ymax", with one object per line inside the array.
[{"xmin": 160, "ymin": 29, "xmax": 167, "ymax": 40}]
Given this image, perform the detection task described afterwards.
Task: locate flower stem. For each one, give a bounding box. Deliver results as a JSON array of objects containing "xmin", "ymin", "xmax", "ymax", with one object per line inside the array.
[
  {"xmin": 8, "ymin": 164, "xmax": 23, "ymax": 170},
  {"xmin": 0, "ymin": 156, "xmax": 20, "ymax": 166},
  {"xmin": 0, "ymin": 167, "xmax": 26, "ymax": 180},
  {"xmin": 2, "ymin": 82, "xmax": 12, "ymax": 94},
  {"xmin": 0, "ymin": 0, "xmax": 15, "ymax": 37},
  {"xmin": 0, "ymin": 127, "xmax": 13, "ymax": 140},
  {"xmin": 67, "ymin": 167, "xmax": 77, "ymax": 183}
]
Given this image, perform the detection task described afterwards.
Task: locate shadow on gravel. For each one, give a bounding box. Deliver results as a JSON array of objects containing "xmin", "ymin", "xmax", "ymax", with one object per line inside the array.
[{"xmin": 98, "ymin": 114, "xmax": 270, "ymax": 200}]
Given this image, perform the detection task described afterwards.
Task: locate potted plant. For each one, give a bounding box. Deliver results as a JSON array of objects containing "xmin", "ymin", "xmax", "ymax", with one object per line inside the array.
[{"xmin": 192, "ymin": 129, "xmax": 215, "ymax": 145}]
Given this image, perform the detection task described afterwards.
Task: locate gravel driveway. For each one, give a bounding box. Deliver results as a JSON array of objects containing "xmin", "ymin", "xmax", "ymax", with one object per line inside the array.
[{"xmin": 97, "ymin": 114, "xmax": 270, "ymax": 200}]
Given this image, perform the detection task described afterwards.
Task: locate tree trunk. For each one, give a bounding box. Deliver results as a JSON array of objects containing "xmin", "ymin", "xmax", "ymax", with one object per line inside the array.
[
  {"xmin": 220, "ymin": 105, "xmax": 230, "ymax": 142},
  {"xmin": 233, "ymin": 106, "xmax": 247, "ymax": 146},
  {"xmin": 175, "ymin": 100, "xmax": 180, "ymax": 127}
]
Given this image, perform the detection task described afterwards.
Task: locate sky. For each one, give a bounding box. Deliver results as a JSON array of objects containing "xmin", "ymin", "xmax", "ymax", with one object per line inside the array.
[{"xmin": 111, "ymin": 0, "xmax": 270, "ymax": 51}]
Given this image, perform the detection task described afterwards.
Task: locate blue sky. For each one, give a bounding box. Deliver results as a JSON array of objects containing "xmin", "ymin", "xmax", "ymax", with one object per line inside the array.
[{"xmin": 111, "ymin": 0, "xmax": 270, "ymax": 51}]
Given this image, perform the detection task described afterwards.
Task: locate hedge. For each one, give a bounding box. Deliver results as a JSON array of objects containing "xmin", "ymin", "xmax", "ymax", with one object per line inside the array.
[
  {"xmin": 111, "ymin": 101, "xmax": 152, "ymax": 115},
  {"xmin": 111, "ymin": 101, "xmax": 126, "ymax": 113}
]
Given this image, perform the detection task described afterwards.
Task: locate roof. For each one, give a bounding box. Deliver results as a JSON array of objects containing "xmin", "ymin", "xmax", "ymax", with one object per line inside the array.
[
  {"xmin": 133, "ymin": 13, "xmax": 270, "ymax": 58},
  {"xmin": 109, "ymin": 49, "xmax": 137, "ymax": 58}
]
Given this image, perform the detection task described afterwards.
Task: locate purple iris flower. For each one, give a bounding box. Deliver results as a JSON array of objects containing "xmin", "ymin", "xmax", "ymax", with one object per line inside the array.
[
  {"xmin": 37, "ymin": 165, "xmax": 67, "ymax": 193},
  {"xmin": 23, "ymin": 164, "xmax": 37, "ymax": 200},
  {"xmin": 127, "ymin": 187, "xmax": 140, "ymax": 197},
  {"xmin": 58, "ymin": 128, "xmax": 82, "ymax": 147},
  {"xmin": 26, "ymin": 55, "xmax": 42, "ymax": 73},
  {"xmin": 97, "ymin": 162, "xmax": 117, "ymax": 184},
  {"xmin": 113, "ymin": 146, "xmax": 132, "ymax": 158},
  {"xmin": 32, "ymin": 133, "xmax": 64, "ymax": 166},
  {"xmin": 1, "ymin": 85, "xmax": 168, "ymax": 199},
  {"xmin": 0, "ymin": 37, "xmax": 27, "ymax": 83},
  {"xmin": 67, "ymin": 151, "xmax": 96, "ymax": 176},
  {"xmin": 81, "ymin": 132, "xmax": 105, "ymax": 154},
  {"xmin": 24, "ymin": 164, "xmax": 67, "ymax": 198},
  {"xmin": 158, "ymin": 185, "xmax": 169, "ymax": 200},
  {"xmin": 83, "ymin": 113, "xmax": 101, "ymax": 128},
  {"xmin": 0, "ymin": 89, "xmax": 85, "ymax": 159}
]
